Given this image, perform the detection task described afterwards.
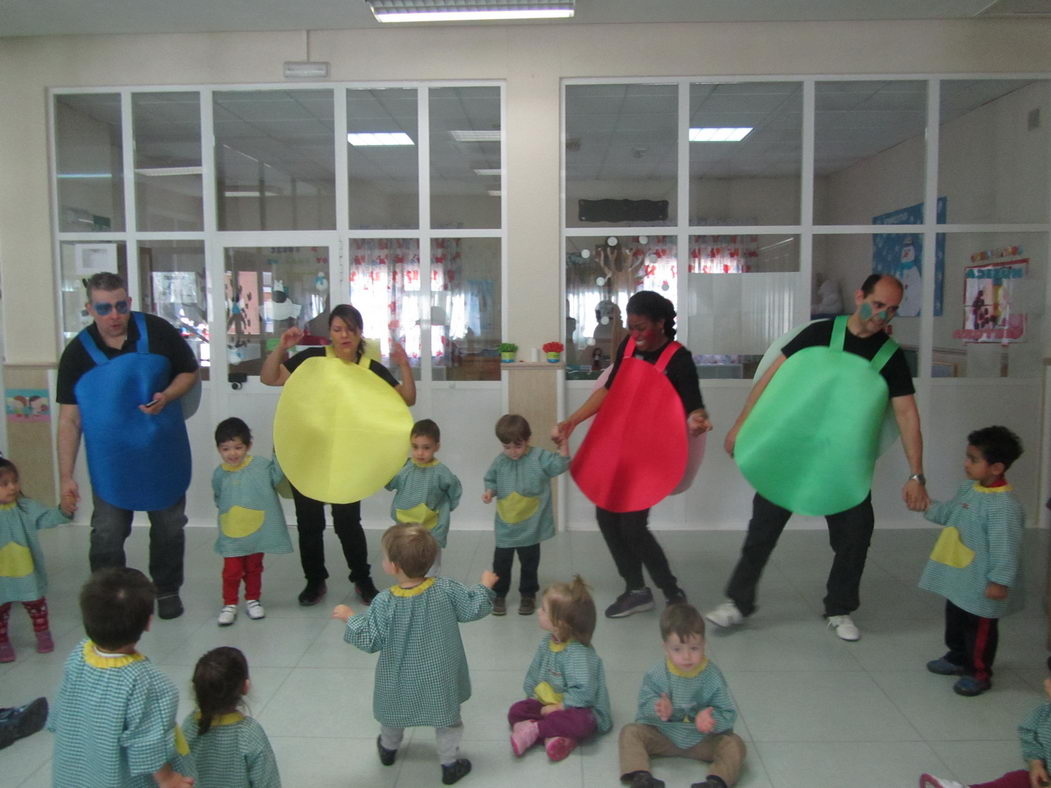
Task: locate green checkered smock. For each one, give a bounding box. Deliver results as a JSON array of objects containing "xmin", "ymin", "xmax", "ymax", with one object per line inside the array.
[
  {"xmin": 211, "ymin": 456, "xmax": 293, "ymax": 558},
  {"xmin": 523, "ymin": 634, "xmax": 612, "ymax": 733},
  {"xmin": 48, "ymin": 640, "xmax": 192, "ymax": 787},
  {"xmin": 385, "ymin": 459, "xmax": 463, "ymax": 548},
  {"xmin": 343, "ymin": 576, "xmax": 493, "ymax": 728},
  {"xmin": 634, "ymin": 658, "xmax": 737, "ymax": 750},
  {"xmin": 0, "ymin": 499, "xmax": 69, "ymax": 603},
  {"xmin": 483, "ymin": 448, "xmax": 570, "ymax": 548},
  {"xmin": 182, "ymin": 712, "xmax": 280, "ymax": 788},
  {"xmin": 1020, "ymin": 701, "xmax": 1051, "ymax": 764}
]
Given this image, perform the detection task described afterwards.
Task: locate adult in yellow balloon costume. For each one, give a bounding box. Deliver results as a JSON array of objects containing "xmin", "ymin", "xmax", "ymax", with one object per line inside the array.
[
  {"xmin": 262, "ymin": 304, "xmax": 415, "ymax": 608},
  {"xmin": 706, "ymin": 275, "xmax": 929, "ymax": 643}
]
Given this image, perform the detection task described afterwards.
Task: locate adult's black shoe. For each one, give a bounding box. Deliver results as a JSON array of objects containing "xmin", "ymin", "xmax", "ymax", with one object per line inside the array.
[{"xmin": 298, "ymin": 581, "xmax": 327, "ymax": 607}]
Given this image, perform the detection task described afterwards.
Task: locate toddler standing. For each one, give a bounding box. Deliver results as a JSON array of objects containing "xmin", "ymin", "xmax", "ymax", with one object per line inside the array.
[
  {"xmin": 508, "ymin": 575, "xmax": 612, "ymax": 761},
  {"xmin": 482, "ymin": 414, "xmax": 570, "ymax": 616},
  {"xmin": 920, "ymin": 425, "xmax": 1025, "ymax": 697},
  {"xmin": 386, "ymin": 418, "xmax": 463, "ymax": 576},
  {"xmin": 333, "ymin": 524, "xmax": 496, "ymax": 785},
  {"xmin": 212, "ymin": 417, "xmax": 293, "ymax": 626},
  {"xmin": 0, "ymin": 456, "xmax": 75, "ymax": 661},
  {"xmin": 183, "ymin": 646, "xmax": 281, "ymax": 787}
]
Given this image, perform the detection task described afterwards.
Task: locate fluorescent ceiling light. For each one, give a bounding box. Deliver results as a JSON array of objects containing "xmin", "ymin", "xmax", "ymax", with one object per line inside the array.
[
  {"xmin": 473, "ymin": 168, "xmax": 502, "ymax": 175},
  {"xmin": 135, "ymin": 166, "xmax": 203, "ymax": 177},
  {"xmin": 57, "ymin": 173, "xmax": 113, "ymax": 179},
  {"xmin": 368, "ymin": 1, "xmax": 574, "ymax": 24},
  {"xmin": 689, "ymin": 127, "xmax": 753, "ymax": 142},
  {"xmin": 487, "ymin": 190, "xmax": 502, "ymax": 197},
  {"xmin": 450, "ymin": 129, "xmax": 502, "ymax": 142},
  {"xmin": 224, "ymin": 190, "xmax": 281, "ymax": 198},
  {"xmin": 347, "ymin": 132, "xmax": 415, "ymax": 146}
]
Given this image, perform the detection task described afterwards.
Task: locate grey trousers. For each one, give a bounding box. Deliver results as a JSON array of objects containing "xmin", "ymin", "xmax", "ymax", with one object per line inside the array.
[{"xmin": 381, "ymin": 722, "xmax": 463, "ymax": 765}]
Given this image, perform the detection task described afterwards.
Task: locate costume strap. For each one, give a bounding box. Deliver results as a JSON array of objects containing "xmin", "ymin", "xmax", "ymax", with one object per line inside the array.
[
  {"xmin": 77, "ymin": 312, "xmax": 148, "ymax": 365},
  {"xmin": 623, "ymin": 336, "xmax": 637, "ymax": 358},
  {"xmin": 830, "ymin": 315, "xmax": 848, "ymax": 352},
  {"xmin": 869, "ymin": 335, "xmax": 900, "ymax": 373},
  {"xmin": 654, "ymin": 341, "xmax": 682, "ymax": 373}
]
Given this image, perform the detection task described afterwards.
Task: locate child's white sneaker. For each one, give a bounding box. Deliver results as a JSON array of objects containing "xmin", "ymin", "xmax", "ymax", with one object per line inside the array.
[
  {"xmin": 217, "ymin": 605, "xmax": 237, "ymax": 626},
  {"xmin": 919, "ymin": 773, "xmax": 967, "ymax": 788},
  {"xmin": 705, "ymin": 600, "xmax": 744, "ymax": 629},
  {"xmin": 826, "ymin": 614, "xmax": 860, "ymax": 641},
  {"xmin": 245, "ymin": 600, "xmax": 265, "ymax": 620}
]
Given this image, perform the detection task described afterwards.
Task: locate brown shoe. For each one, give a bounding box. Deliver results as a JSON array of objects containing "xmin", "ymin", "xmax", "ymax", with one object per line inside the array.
[
  {"xmin": 492, "ymin": 597, "xmax": 507, "ymax": 616},
  {"xmin": 519, "ymin": 596, "xmax": 536, "ymax": 615}
]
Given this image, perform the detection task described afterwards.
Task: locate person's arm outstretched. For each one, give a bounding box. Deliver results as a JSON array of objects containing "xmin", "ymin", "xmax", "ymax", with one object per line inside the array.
[
  {"xmin": 260, "ymin": 327, "xmax": 303, "ymax": 386},
  {"xmin": 891, "ymin": 393, "xmax": 929, "ymax": 511}
]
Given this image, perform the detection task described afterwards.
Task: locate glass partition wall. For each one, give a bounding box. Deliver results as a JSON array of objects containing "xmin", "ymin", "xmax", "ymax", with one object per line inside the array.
[{"xmin": 51, "ymin": 83, "xmax": 505, "ymax": 389}]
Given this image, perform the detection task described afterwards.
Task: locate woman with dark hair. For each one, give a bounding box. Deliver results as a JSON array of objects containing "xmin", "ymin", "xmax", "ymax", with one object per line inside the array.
[
  {"xmin": 261, "ymin": 305, "xmax": 416, "ymax": 606},
  {"xmin": 554, "ymin": 291, "xmax": 711, "ymax": 619}
]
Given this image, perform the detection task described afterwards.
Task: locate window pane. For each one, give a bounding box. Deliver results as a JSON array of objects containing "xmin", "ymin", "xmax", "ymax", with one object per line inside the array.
[
  {"xmin": 138, "ymin": 241, "xmax": 209, "ymax": 379},
  {"xmin": 214, "ymin": 90, "xmax": 336, "ymax": 231},
  {"xmin": 54, "ymin": 94, "xmax": 125, "ymax": 232},
  {"xmin": 566, "ymin": 84, "xmax": 677, "ymax": 229},
  {"xmin": 814, "ymin": 81, "xmax": 927, "ymax": 225},
  {"xmin": 565, "ymin": 234, "xmax": 677, "ymax": 379},
  {"xmin": 432, "ymin": 237, "xmax": 501, "ymax": 381},
  {"xmin": 133, "ymin": 92, "xmax": 203, "ymax": 231},
  {"xmin": 223, "ymin": 246, "xmax": 330, "ymax": 376},
  {"xmin": 58, "ymin": 241, "xmax": 128, "ymax": 341},
  {"xmin": 939, "ymin": 80, "xmax": 1049, "ymax": 225},
  {"xmin": 429, "ymin": 86, "xmax": 502, "ymax": 230},
  {"xmin": 690, "ymin": 82, "xmax": 802, "ymax": 225},
  {"xmin": 348, "ymin": 88, "xmax": 419, "ymax": 229}
]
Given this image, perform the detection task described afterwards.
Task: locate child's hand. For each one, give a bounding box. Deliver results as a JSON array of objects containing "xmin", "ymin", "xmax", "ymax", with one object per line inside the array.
[
  {"xmin": 985, "ymin": 581, "xmax": 1009, "ymax": 601},
  {"xmin": 1028, "ymin": 758, "xmax": 1050, "ymax": 788},
  {"xmin": 154, "ymin": 765, "xmax": 194, "ymax": 787},
  {"xmin": 539, "ymin": 702, "xmax": 563, "ymax": 716},
  {"xmin": 331, "ymin": 604, "xmax": 354, "ymax": 621},
  {"xmin": 654, "ymin": 693, "xmax": 672, "ymax": 722},
  {"xmin": 481, "ymin": 490, "xmax": 495, "ymax": 504},
  {"xmin": 480, "ymin": 570, "xmax": 499, "ymax": 589},
  {"xmin": 687, "ymin": 409, "xmax": 712, "ymax": 436},
  {"xmin": 695, "ymin": 706, "xmax": 716, "ymax": 734},
  {"xmin": 60, "ymin": 491, "xmax": 77, "ymax": 517}
]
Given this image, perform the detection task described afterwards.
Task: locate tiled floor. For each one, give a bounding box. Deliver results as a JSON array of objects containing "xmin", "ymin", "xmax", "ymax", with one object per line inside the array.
[{"xmin": 1, "ymin": 523, "xmax": 1047, "ymax": 787}]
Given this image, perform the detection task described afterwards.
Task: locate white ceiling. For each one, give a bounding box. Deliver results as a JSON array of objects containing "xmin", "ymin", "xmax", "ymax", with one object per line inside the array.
[{"xmin": 3, "ymin": 0, "xmax": 1048, "ymax": 39}]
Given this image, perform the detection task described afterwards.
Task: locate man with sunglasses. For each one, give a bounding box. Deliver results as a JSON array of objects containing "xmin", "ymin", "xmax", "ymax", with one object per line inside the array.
[{"xmin": 56, "ymin": 272, "xmax": 199, "ymax": 620}]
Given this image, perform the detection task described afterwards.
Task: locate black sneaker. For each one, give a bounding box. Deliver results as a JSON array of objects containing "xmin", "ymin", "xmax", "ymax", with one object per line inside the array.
[
  {"xmin": 665, "ymin": 588, "xmax": 687, "ymax": 607},
  {"xmin": 626, "ymin": 771, "xmax": 665, "ymax": 788},
  {"xmin": 156, "ymin": 594, "xmax": 183, "ymax": 620},
  {"xmin": 297, "ymin": 580, "xmax": 327, "ymax": 607},
  {"xmin": 691, "ymin": 777, "xmax": 727, "ymax": 788},
  {"xmin": 441, "ymin": 758, "xmax": 472, "ymax": 785},
  {"xmin": 355, "ymin": 577, "xmax": 380, "ymax": 605},
  {"xmin": 376, "ymin": 735, "xmax": 396, "ymax": 766},
  {"xmin": 0, "ymin": 697, "xmax": 48, "ymax": 751},
  {"xmin": 518, "ymin": 596, "xmax": 536, "ymax": 615},
  {"xmin": 604, "ymin": 587, "xmax": 655, "ymax": 618},
  {"xmin": 492, "ymin": 597, "xmax": 507, "ymax": 616}
]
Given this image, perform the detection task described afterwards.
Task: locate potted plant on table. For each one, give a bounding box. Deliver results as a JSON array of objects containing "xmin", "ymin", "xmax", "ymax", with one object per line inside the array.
[
  {"xmin": 542, "ymin": 341, "xmax": 564, "ymax": 363},
  {"xmin": 499, "ymin": 342, "xmax": 518, "ymax": 363}
]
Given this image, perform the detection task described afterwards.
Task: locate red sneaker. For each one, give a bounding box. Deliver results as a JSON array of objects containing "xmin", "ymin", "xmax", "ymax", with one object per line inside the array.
[
  {"xmin": 544, "ymin": 736, "xmax": 577, "ymax": 761},
  {"xmin": 510, "ymin": 720, "xmax": 539, "ymax": 756}
]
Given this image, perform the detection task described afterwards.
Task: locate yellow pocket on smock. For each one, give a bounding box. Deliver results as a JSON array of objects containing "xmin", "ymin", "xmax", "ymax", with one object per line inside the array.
[
  {"xmin": 396, "ymin": 503, "xmax": 439, "ymax": 529},
  {"xmin": 929, "ymin": 526, "xmax": 976, "ymax": 568},
  {"xmin": 0, "ymin": 542, "xmax": 33, "ymax": 577},
  {"xmin": 533, "ymin": 681, "xmax": 564, "ymax": 706},
  {"xmin": 220, "ymin": 506, "xmax": 265, "ymax": 539},
  {"xmin": 497, "ymin": 492, "xmax": 539, "ymax": 524}
]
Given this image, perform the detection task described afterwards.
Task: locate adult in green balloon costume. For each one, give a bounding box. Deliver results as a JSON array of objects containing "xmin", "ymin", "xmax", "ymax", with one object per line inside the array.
[{"xmin": 706, "ymin": 275, "xmax": 929, "ymax": 642}]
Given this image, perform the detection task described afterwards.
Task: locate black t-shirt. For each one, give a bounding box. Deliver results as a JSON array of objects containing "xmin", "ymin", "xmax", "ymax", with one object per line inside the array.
[
  {"xmin": 283, "ymin": 346, "xmax": 399, "ymax": 387},
  {"xmin": 56, "ymin": 313, "xmax": 199, "ymax": 405},
  {"xmin": 605, "ymin": 337, "xmax": 705, "ymax": 413},
  {"xmin": 781, "ymin": 319, "xmax": 914, "ymax": 398}
]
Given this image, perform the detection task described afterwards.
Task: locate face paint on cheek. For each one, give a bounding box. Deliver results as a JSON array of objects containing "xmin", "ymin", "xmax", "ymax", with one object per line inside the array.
[
  {"xmin": 874, "ymin": 309, "xmax": 889, "ymax": 321},
  {"xmin": 859, "ymin": 302, "xmax": 873, "ymax": 320}
]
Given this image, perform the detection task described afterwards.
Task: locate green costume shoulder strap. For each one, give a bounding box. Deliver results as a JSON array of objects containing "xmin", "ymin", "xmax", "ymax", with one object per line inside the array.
[
  {"xmin": 831, "ymin": 314, "xmax": 899, "ymax": 372},
  {"xmin": 831, "ymin": 314, "xmax": 848, "ymax": 351},
  {"xmin": 869, "ymin": 335, "xmax": 899, "ymax": 373}
]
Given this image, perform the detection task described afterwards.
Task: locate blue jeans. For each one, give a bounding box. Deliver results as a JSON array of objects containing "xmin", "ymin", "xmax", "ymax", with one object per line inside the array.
[{"xmin": 89, "ymin": 493, "xmax": 187, "ymax": 595}]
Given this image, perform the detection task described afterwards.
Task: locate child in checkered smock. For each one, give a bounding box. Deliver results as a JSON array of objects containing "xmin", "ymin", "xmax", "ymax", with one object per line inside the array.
[
  {"xmin": 333, "ymin": 524, "xmax": 496, "ymax": 786},
  {"xmin": 507, "ymin": 575, "xmax": 613, "ymax": 762},
  {"xmin": 48, "ymin": 568, "xmax": 194, "ymax": 788},
  {"xmin": 182, "ymin": 646, "xmax": 281, "ymax": 788},
  {"xmin": 0, "ymin": 457, "xmax": 75, "ymax": 662},
  {"xmin": 386, "ymin": 419, "xmax": 462, "ymax": 576}
]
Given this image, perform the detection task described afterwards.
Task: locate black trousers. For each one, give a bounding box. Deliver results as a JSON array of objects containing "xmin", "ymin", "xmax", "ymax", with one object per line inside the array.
[
  {"xmin": 725, "ymin": 492, "xmax": 875, "ymax": 617},
  {"xmin": 291, "ymin": 486, "xmax": 371, "ymax": 584},
  {"xmin": 944, "ymin": 599, "xmax": 999, "ymax": 681},
  {"xmin": 492, "ymin": 543, "xmax": 540, "ymax": 598},
  {"xmin": 596, "ymin": 506, "xmax": 680, "ymax": 597}
]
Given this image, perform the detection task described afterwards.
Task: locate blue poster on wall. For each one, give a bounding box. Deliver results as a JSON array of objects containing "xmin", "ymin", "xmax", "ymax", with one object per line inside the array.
[{"xmin": 872, "ymin": 198, "xmax": 946, "ymax": 317}]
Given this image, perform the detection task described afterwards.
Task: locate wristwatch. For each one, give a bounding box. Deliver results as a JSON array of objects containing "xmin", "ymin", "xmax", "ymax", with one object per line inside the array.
[{"xmin": 908, "ymin": 473, "xmax": 926, "ymax": 485}]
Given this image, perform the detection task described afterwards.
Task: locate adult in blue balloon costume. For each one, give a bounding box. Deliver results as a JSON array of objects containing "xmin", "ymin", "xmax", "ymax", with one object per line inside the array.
[
  {"xmin": 705, "ymin": 274, "xmax": 929, "ymax": 642},
  {"xmin": 57, "ymin": 273, "xmax": 199, "ymax": 620}
]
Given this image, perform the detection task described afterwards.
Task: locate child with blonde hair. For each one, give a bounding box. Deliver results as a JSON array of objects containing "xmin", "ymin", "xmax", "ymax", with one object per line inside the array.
[{"xmin": 508, "ymin": 575, "xmax": 612, "ymax": 761}]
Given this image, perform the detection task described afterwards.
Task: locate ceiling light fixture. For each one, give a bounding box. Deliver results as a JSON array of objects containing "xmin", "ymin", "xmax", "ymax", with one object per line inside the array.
[
  {"xmin": 450, "ymin": 129, "xmax": 502, "ymax": 142},
  {"xmin": 367, "ymin": 1, "xmax": 574, "ymax": 24},
  {"xmin": 135, "ymin": 166, "xmax": 204, "ymax": 177},
  {"xmin": 689, "ymin": 127, "xmax": 754, "ymax": 142},
  {"xmin": 473, "ymin": 168, "xmax": 502, "ymax": 175},
  {"xmin": 347, "ymin": 132, "xmax": 415, "ymax": 146}
]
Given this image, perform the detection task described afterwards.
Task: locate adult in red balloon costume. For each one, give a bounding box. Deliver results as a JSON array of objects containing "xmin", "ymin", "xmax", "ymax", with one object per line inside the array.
[{"xmin": 554, "ymin": 291, "xmax": 711, "ymax": 619}]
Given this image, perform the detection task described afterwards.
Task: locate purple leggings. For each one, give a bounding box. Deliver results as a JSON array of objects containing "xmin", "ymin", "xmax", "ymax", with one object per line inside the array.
[
  {"xmin": 507, "ymin": 699, "xmax": 597, "ymax": 741},
  {"xmin": 972, "ymin": 770, "xmax": 1030, "ymax": 788}
]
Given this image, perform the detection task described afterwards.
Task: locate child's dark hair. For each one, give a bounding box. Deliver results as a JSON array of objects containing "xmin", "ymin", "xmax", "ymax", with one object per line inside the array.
[
  {"xmin": 412, "ymin": 418, "xmax": 441, "ymax": 444},
  {"xmin": 330, "ymin": 304, "xmax": 367, "ymax": 361},
  {"xmin": 79, "ymin": 567, "xmax": 155, "ymax": 650},
  {"xmin": 660, "ymin": 602, "xmax": 706, "ymax": 642},
  {"xmin": 543, "ymin": 575, "xmax": 597, "ymax": 647},
  {"xmin": 215, "ymin": 417, "xmax": 252, "ymax": 446},
  {"xmin": 382, "ymin": 524, "xmax": 438, "ymax": 579},
  {"xmin": 192, "ymin": 647, "xmax": 249, "ymax": 735},
  {"xmin": 968, "ymin": 425, "xmax": 1023, "ymax": 470},
  {"xmin": 626, "ymin": 290, "xmax": 677, "ymax": 340},
  {"xmin": 495, "ymin": 413, "xmax": 531, "ymax": 444}
]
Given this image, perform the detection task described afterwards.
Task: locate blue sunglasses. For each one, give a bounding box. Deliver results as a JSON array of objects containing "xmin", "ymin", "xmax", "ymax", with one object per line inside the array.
[{"xmin": 93, "ymin": 300, "xmax": 130, "ymax": 317}]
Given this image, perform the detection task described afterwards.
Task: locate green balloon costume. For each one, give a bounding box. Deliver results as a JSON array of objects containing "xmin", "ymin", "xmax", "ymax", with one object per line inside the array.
[{"xmin": 734, "ymin": 315, "xmax": 900, "ymax": 516}]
